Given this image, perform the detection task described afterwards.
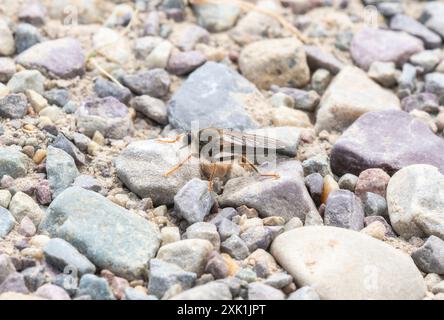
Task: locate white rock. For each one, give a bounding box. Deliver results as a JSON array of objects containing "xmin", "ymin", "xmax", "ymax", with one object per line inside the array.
[
  {"xmin": 315, "ymin": 66, "xmax": 400, "ymax": 133},
  {"xmin": 0, "ymin": 190, "xmax": 12, "ymax": 208},
  {"xmin": 0, "ymin": 19, "xmax": 15, "ymax": 56},
  {"xmin": 387, "ymin": 164, "xmax": 444, "ymax": 240},
  {"xmin": 271, "ymin": 226, "xmax": 426, "ymax": 300},
  {"xmin": 9, "ymin": 191, "xmax": 43, "ymax": 226}
]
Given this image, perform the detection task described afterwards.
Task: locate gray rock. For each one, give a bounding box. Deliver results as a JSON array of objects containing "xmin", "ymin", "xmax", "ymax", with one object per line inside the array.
[
  {"xmin": 78, "ymin": 274, "xmax": 115, "ymax": 300},
  {"xmin": 18, "ymin": 1, "xmax": 46, "ymax": 26},
  {"xmin": 425, "ymin": 73, "xmax": 444, "ymax": 105},
  {"xmin": 52, "ymin": 274, "xmax": 78, "ymax": 297},
  {"xmin": 209, "ymin": 207, "xmax": 238, "ymax": 226},
  {"xmin": 398, "ymin": 63, "xmax": 417, "ymax": 98},
  {"xmin": 16, "ymin": 38, "xmax": 85, "ymax": 79},
  {"xmin": 221, "ymin": 235, "xmax": 249, "ymax": 260},
  {"xmin": 131, "ymin": 95, "xmax": 168, "ymax": 125},
  {"xmin": 217, "ymin": 218, "xmax": 240, "ymax": 241},
  {"xmin": 192, "ymin": 2, "xmax": 240, "ymax": 32},
  {"xmin": 219, "ymin": 160, "xmax": 320, "ymax": 223},
  {"xmin": 377, "ymin": 2, "xmax": 403, "ymax": 17},
  {"xmin": 0, "ymin": 254, "xmax": 16, "ymax": 285},
  {"xmin": 43, "ymin": 88, "xmax": 69, "ymax": 107},
  {"xmin": 156, "ymin": 239, "xmax": 213, "ymax": 276},
  {"xmin": 246, "ymin": 126, "xmax": 301, "ymax": 157},
  {"xmin": 76, "ymin": 96, "xmax": 132, "ymax": 139},
  {"xmin": 124, "ymin": 288, "xmax": 157, "ymax": 300},
  {"xmin": 39, "ymin": 187, "xmax": 161, "ymax": 280},
  {"xmin": 302, "ymin": 154, "xmax": 332, "ymax": 177},
  {"xmin": 411, "ymin": 236, "xmax": 444, "ymax": 274},
  {"xmin": 362, "ymin": 192, "xmax": 388, "ymax": 218},
  {"xmin": 248, "ymin": 282, "xmax": 285, "ymax": 300},
  {"xmin": 22, "ymin": 266, "xmax": 47, "ymax": 292},
  {"xmin": 14, "ymin": 23, "xmax": 42, "ymax": 54},
  {"xmin": 330, "ymin": 110, "xmax": 444, "ymax": 177},
  {"xmin": 240, "ymin": 226, "xmax": 274, "ymax": 252},
  {"xmin": 185, "ymin": 222, "xmax": 220, "ymax": 250},
  {"xmin": 387, "ymin": 164, "xmax": 444, "ymax": 239},
  {"xmin": 271, "ymin": 226, "xmax": 426, "ymax": 300},
  {"xmin": 350, "ymin": 27, "xmax": 424, "ymax": 70},
  {"xmin": 304, "ymin": 45, "xmax": 344, "ymax": 75},
  {"xmin": 410, "ymin": 49, "xmax": 441, "ymax": 73},
  {"xmin": 174, "ymin": 178, "xmax": 214, "ymax": 225},
  {"xmin": 311, "ymin": 69, "xmax": 332, "ymax": 95},
  {"xmin": 43, "ymin": 238, "xmax": 96, "ymax": 276},
  {"xmin": 7, "ymin": 69, "xmax": 45, "ymax": 94},
  {"xmin": 0, "ymin": 207, "xmax": 15, "ymax": 238},
  {"xmin": 94, "ymin": 77, "xmax": 131, "ymax": 104},
  {"xmin": 115, "ymin": 140, "xmax": 201, "ymax": 206},
  {"xmin": 0, "ymin": 93, "xmax": 28, "ymax": 119},
  {"xmin": 46, "ymin": 146, "xmax": 79, "ymax": 198},
  {"xmin": 338, "ymin": 173, "xmax": 359, "ymax": 192},
  {"xmin": 315, "ymin": 66, "xmax": 400, "ymax": 133},
  {"xmin": 324, "ymin": 190, "xmax": 365, "ymax": 231},
  {"xmin": 0, "ymin": 57, "xmax": 16, "ymax": 83},
  {"xmin": 390, "ymin": 14, "xmax": 442, "ymax": 49},
  {"xmin": 122, "ymin": 69, "xmax": 170, "ymax": 98},
  {"xmin": 0, "ymin": 147, "xmax": 29, "ymax": 179},
  {"xmin": 51, "ymin": 133, "xmax": 86, "ymax": 166},
  {"xmin": 263, "ymin": 272, "xmax": 293, "ymax": 289},
  {"xmin": 0, "ymin": 272, "xmax": 29, "ymax": 294},
  {"xmin": 421, "ymin": 2, "xmax": 444, "ymax": 39},
  {"xmin": 72, "ymin": 175, "xmax": 101, "ymax": 193},
  {"xmin": 287, "ymin": 286, "xmax": 320, "ymax": 300},
  {"xmin": 167, "ymin": 50, "xmax": 207, "ymax": 76},
  {"xmin": 170, "ymin": 281, "xmax": 232, "ymax": 300},
  {"xmin": 401, "ymin": 93, "xmax": 440, "ymax": 113},
  {"xmin": 167, "ymin": 62, "xmax": 260, "ymax": 131},
  {"xmin": 304, "ymin": 173, "xmax": 323, "ymax": 206},
  {"xmin": 205, "ymin": 252, "xmax": 229, "ymax": 279},
  {"xmin": 148, "ymin": 259, "xmax": 196, "ymax": 298}
]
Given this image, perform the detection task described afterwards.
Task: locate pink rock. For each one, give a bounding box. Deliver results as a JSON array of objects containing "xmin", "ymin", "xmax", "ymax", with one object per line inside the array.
[
  {"xmin": 35, "ymin": 284, "xmax": 70, "ymax": 300},
  {"xmin": 18, "ymin": 216, "xmax": 37, "ymax": 237},
  {"xmin": 355, "ymin": 169, "xmax": 390, "ymax": 199}
]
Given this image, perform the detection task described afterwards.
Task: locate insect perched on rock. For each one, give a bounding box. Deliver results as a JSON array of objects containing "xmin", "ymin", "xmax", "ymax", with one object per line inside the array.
[{"xmin": 158, "ymin": 127, "xmax": 286, "ymax": 190}]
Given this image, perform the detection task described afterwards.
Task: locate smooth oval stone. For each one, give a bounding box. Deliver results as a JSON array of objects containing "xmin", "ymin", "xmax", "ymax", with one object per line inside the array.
[{"xmin": 271, "ymin": 226, "xmax": 426, "ymax": 300}]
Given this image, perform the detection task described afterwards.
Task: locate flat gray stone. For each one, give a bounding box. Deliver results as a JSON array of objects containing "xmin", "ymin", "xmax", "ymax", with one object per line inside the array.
[
  {"xmin": 411, "ymin": 236, "xmax": 444, "ymax": 274},
  {"xmin": 115, "ymin": 140, "xmax": 201, "ymax": 206},
  {"xmin": 43, "ymin": 238, "xmax": 96, "ymax": 276},
  {"xmin": 39, "ymin": 187, "xmax": 161, "ymax": 280},
  {"xmin": 174, "ymin": 178, "xmax": 215, "ymax": 224},
  {"xmin": 46, "ymin": 146, "xmax": 79, "ymax": 199},
  {"xmin": 78, "ymin": 274, "xmax": 115, "ymax": 300},
  {"xmin": 219, "ymin": 160, "xmax": 321, "ymax": 223},
  {"xmin": 167, "ymin": 62, "xmax": 260, "ymax": 131},
  {"xmin": 271, "ymin": 226, "xmax": 426, "ymax": 300},
  {"xmin": 170, "ymin": 281, "xmax": 232, "ymax": 300},
  {"xmin": 148, "ymin": 259, "xmax": 196, "ymax": 298},
  {"xmin": 324, "ymin": 190, "xmax": 365, "ymax": 231},
  {"xmin": 330, "ymin": 110, "xmax": 444, "ymax": 177},
  {"xmin": 0, "ymin": 93, "xmax": 28, "ymax": 119},
  {"xmin": 0, "ymin": 207, "xmax": 15, "ymax": 238},
  {"xmin": 0, "ymin": 147, "xmax": 29, "ymax": 179}
]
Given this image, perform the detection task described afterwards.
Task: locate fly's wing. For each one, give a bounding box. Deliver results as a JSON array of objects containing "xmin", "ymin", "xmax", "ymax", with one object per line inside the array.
[{"xmin": 220, "ymin": 131, "xmax": 287, "ymax": 154}]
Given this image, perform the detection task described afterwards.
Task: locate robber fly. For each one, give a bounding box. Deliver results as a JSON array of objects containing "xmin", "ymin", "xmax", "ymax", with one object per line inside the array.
[{"xmin": 158, "ymin": 127, "xmax": 287, "ymax": 190}]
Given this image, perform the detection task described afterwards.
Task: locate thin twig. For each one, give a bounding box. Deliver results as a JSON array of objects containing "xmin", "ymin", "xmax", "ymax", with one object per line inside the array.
[{"xmin": 90, "ymin": 58, "xmax": 125, "ymax": 88}]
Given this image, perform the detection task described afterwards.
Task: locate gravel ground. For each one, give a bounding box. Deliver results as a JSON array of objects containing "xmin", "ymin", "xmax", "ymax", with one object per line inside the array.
[{"xmin": 0, "ymin": 0, "xmax": 444, "ymax": 300}]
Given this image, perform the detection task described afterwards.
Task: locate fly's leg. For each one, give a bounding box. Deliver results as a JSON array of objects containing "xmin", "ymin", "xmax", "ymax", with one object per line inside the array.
[
  {"xmin": 164, "ymin": 154, "xmax": 193, "ymax": 177},
  {"xmin": 260, "ymin": 173, "xmax": 281, "ymax": 179},
  {"xmin": 208, "ymin": 163, "xmax": 217, "ymax": 192},
  {"xmin": 241, "ymin": 155, "xmax": 259, "ymax": 173},
  {"xmin": 157, "ymin": 134, "xmax": 185, "ymax": 144}
]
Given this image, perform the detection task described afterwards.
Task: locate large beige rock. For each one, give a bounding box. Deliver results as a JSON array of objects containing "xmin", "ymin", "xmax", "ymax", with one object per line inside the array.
[
  {"xmin": 239, "ymin": 38, "xmax": 310, "ymax": 90},
  {"xmin": 387, "ymin": 164, "xmax": 444, "ymax": 240},
  {"xmin": 315, "ymin": 66, "xmax": 400, "ymax": 133},
  {"xmin": 271, "ymin": 226, "xmax": 426, "ymax": 300}
]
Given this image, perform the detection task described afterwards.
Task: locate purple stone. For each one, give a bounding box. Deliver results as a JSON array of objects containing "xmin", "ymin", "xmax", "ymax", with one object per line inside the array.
[
  {"xmin": 324, "ymin": 189, "xmax": 364, "ymax": 231},
  {"xmin": 350, "ymin": 27, "xmax": 424, "ymax": 70},
  {"xmin": 331, "ymin": 110, "xmax": 444, "ymax": 176},
  {"xmin": 16, "ymin": 38, "xmax": 85, "ymax": 79}
]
